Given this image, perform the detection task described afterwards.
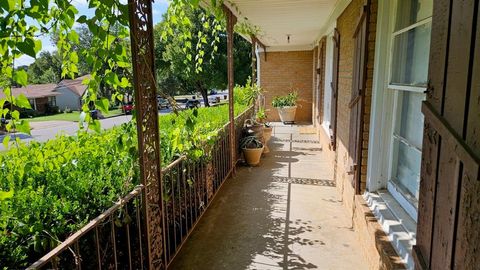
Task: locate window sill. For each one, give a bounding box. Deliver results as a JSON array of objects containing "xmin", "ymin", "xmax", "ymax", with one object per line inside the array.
[{"xmin": 364, "ymin": 191, "xmax": 417, "ymax": 269}]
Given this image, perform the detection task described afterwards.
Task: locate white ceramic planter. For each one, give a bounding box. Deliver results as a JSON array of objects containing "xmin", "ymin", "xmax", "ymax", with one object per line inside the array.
[{"xmin": 277, "ymin": 106, "xmax": 297, "ymax": 123}]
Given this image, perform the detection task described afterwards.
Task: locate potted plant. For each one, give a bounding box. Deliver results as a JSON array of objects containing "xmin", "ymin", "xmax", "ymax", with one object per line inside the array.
[
  {"xmin": 272, "ymin": 91, "xmax": 298, "ymax": 124},
  {"xmin": 244, "ymin": 118, "xmax": 264, "ymax": 139},
  {"xmin": 256, "ymin": 108, "xmax": 273, "ymax": 153},
  {"xmin": 241, "ymin": 136, "xmax": 264, "ymax": 166}
]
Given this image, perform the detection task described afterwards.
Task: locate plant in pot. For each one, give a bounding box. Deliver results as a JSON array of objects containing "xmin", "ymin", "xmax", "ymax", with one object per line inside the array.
[
  {"xmin": 272, "ymin": 91, "xmax": 298, "ymax": 124},
  {"xmin": 256, "ymin": 108, "xmax": 273, "ymax": 153},
  {"xmin": 240, "ymin": 136, "xmax": 264, "ymax": 166},
  {"xmin": 243, "ymin": 118, "xmax": 264, "ymax": 139}
]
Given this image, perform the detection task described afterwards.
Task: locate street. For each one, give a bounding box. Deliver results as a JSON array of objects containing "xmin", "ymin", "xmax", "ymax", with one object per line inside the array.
[{"xmin": 0, "ymin": 115, "xmax": 134, "ymax": 151}]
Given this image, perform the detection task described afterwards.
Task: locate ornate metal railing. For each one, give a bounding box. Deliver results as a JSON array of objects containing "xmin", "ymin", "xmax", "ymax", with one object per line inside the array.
[
  {"xmin": 27, "ymin": 185, "xmax": 147, "ymax": 270},
  {"xmin": 28, "ymin": 106, "xmax": 253, "ymax": 269}
]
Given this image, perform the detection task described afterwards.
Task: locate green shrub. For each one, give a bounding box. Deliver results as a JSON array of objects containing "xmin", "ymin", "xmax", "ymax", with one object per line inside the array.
[
  {"xmin": 0, "ymin": 103, "xmax": 248, "ymax": 268},
  {"xmin": 233, "ymin": 78, "xmax": 262, "ymax": 106},
  {"xmin": 272, "ymin": 91, "xmax": 298, "ymax": 108}
]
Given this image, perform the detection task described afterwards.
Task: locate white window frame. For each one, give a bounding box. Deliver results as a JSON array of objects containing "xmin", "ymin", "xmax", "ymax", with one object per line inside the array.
[
  {"xmin": 365, "ymin": 0, "xmax": 432, "ymax": 267},
  {"xmin": 367, "ymin": 0, "xmax": 432, "ymax": 218},
  {"xmin": 322, "ymin": 30, "xmax": 335, "ymax": 136}
]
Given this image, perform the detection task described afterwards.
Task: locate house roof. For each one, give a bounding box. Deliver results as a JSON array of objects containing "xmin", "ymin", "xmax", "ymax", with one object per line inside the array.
[
  {"xmin": 56, "ymin": 74, "xmax": 90, "ymax": 96},
  {"xmin": 0, "ymin": 83, "xmax": 60, "ymax": 99},
  {"xmin": 221, "ymin": 0, "xmax": 346, "ymax": 51}
]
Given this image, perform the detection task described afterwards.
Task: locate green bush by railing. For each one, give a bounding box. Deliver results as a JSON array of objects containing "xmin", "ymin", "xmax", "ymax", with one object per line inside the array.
[{"xmin": 0, "ymin": 103, "xmax": 248, "ymax": 268}]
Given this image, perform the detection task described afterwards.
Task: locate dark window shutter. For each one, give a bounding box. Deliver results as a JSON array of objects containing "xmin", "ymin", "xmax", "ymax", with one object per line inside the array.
[
  {"xmin": 330, "ymin": 28, "xmax": 340, "ymax": 150},
  {"xmin": 348, "ymin": 4, "xmax": 369, "ymax": 194},
  {"xmin": 317, "ymin": 38, "xmax": 325, "ymax": 124}
]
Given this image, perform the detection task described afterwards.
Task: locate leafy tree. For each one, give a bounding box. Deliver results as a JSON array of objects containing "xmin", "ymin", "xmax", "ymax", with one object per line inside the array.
[
  {"xmin": 156, "ymin": 7, "xmax": 251, "ymax": 106},
  {"xmin": 27, "ymin": 51, "xmax": 62, "ymax": 84}
]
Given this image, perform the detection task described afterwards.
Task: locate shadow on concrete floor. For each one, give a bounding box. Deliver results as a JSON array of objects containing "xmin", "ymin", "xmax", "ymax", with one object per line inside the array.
[{"xmin": 169, "ymin": 124, "xmax": 368, "ymax": 270}]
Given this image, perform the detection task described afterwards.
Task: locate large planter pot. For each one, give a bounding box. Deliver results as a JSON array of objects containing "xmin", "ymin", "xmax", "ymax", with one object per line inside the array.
[
  {"xmin": 262, "ymin": 126, "xmax": 273, "ymax": 154},
  {"xmin": 277, "ymin": 106, "xmax": 297, "ymax": 123},
  {"xmin": 243, "ymin": 146, "xmax": 264, "ymax": 166},
  {"xmin": 244, "ymin": 119, "xmax": 264, "ymax": 139}
]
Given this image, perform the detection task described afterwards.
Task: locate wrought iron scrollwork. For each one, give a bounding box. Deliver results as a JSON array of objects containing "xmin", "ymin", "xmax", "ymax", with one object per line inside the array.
[{"xmin": 127, "ymin": 0, "xmax": 165, "ymax": 268}]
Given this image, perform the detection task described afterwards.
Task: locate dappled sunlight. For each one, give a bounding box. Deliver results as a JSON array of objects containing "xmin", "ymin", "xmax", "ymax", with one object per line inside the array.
[{"xmin": 169, "ymin": 123, "xmax": 368, "ymax": 270}]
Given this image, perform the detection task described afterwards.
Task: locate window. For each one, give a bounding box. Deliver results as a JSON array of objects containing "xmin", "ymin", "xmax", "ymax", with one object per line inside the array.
[
  {"xmin": 29, "ymin": 99, "xmax": 35, "ymax": 110},
  {"xmin": 387, "ymin": 0, "xmax": 432, "ymax": 220},
  {"xmin": 322, "ymin": 32, "xmax": 334, "ymax": 133},
  {"xmin": 48, "ymin": 96, "xmax": 56, "ymax": 107},
  {"xmin": 322, "ymin": 28, "xmax": 340, "ymax": 150}
]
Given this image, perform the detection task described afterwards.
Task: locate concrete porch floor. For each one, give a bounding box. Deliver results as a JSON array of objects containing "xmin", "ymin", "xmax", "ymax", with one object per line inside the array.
[{"xmin": 170, "ymin": 123, "xmax": 368, "ymax": 270}]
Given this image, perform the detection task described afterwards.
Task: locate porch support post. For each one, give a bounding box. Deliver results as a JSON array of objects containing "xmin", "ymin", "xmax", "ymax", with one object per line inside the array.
[
  {"xmin": 224, "ymin": 5, "xmax": 237, "ymax": 173},
  {"xmin": 128, "ymin": 0, "xmax": 166, "ymax": 269},
  {"xmin": 250, "ymin": 35, "xmax": 257, "ymax": 84}
]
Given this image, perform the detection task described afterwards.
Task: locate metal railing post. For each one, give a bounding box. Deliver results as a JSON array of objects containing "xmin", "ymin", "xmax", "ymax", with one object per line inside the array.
[{"xmin": 127, "ymin": 0, "xmax": 166, "ymax": 268}]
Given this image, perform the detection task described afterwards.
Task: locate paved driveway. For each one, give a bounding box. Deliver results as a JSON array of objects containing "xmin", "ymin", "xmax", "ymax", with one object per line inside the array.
[{"xmin": 0, "ymin": 115, "xmax": 133, "ymax": 151}]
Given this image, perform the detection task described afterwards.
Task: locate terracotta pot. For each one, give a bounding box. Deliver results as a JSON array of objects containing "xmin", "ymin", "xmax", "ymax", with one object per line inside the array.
[
  {"xmin": 277, "ymin": 106, "xmax": 297, "ymax": 123},
  {"xmin": 262, "ymin": 126, "xmax": 273, "ymax": 153},
  {"xmin": 243, "ymin": 146, "xmax": 264, "ymax": 166}
]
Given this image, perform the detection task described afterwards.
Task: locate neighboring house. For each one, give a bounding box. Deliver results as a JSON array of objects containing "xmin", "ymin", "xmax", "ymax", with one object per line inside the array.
[
  {"xmin": 0, "ymin": 83, "xmax": 59, "ymax": 114},
  {"xmin": 54, "ymin": 74, "xmax": 90, "ymax": 111}
]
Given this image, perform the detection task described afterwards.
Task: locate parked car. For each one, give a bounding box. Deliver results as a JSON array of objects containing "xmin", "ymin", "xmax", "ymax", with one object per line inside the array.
[
  {"xmin": 90, "ymin": 110, "xmax": 105, "ymax": 120},
  {"xmin": 0, "ymin": 118, "xmax": 8, "ymax": 133},
  {"xmin": 185, "ymin": 99, "xmax": 200, "ymax": 109},
  {"xmin": 157, "ymin": 98, "xmax": 169, "ymax": 110},
  {"xmin": 122, "ymin": 102, "xmax": 134, "ymax": 114},
  {"xmin": 208, "ymin": 95, "xmax": 218, "ymax": 104}
]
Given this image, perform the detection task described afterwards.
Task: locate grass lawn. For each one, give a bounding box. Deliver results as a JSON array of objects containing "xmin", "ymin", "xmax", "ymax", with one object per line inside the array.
[{"xmin": 27, "ymin": 109, "xmax": 124, "ymax": 122}]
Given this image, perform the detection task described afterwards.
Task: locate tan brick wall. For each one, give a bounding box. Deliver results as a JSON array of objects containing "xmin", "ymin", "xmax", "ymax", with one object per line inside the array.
[
  {"xmin": 335, "ymin": 0, "xmax": 377, "ymax": 201},
  {"xmin": 258, "ymin": 51, "xmax": 313, "ymax": 123},
  {"xmin": 335, "ymin": 0, "xmax": 364, "ymax": 215}
]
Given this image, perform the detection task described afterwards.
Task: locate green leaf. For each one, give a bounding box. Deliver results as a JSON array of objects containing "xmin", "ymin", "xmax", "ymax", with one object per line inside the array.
[
  {"xmin": 69, "ymin": 51, "xmax": 79, "ymax": 63},
  {"xmin": 0, "ymin": 0, "xmax": 15, "ymax": 12},
  {"xmin": 90, "ymin": 120, "xmax": 101, "ymax": 133},
  {"xmin": 0, "ymin": 190, "xmax": 14, "ymax": 201},
  {"xmin": 67, "ymin": 31, "xmax": 79, "ymax": 44},
  {"xmin": 13, "ymin": 70, "xmax": 28, "ymax": 86},
  {"xmin": 17, "ymin": 39, "xmax": 37, "ymax": 58},
  {"xmin": 95, "ymin": 98, "xmax": 109, "ymax": 113},
  {"xmin": 34, "ymin": 40, "xmax": 42, "ymax": 55},
  {"xmin": 16, "ymin": 120, "xmax": 31, "ymax": 134},
  {"xmin": 16, "ymin": 94, "xmax": 32, "ymax": 109},
  {"xmin": 11, "ymin": 110, "xmax": 19, "ymax": 120},
  {"xmin": 77, "ymin": 15, "xmax": 87, "ymax": 23},
  {"xmin": 2, "ymin": 135, "xmax": 10, "ymax": 149}
]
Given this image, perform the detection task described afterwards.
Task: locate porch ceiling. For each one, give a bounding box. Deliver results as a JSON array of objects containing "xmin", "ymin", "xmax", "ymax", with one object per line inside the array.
[{"xmin": 225, "ymin": 0, "xmax": 344, "ymax": 51}]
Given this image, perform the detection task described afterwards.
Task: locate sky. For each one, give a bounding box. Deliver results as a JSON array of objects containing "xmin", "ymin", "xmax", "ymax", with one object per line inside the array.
[{"xmin": 16, "ymin": 0, "xmax": 169, "ymax": 66}]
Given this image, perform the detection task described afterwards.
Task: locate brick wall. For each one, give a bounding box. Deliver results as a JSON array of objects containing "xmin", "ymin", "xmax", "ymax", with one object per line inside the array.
[
  {"xmin": 335, "ymin": 0, "xmax": 378, "ymax": 203},
  {"xmin": 335, "ymin": 0, "xmax": 364, "ymax": 215},
  {"xmin": 258, "ymin": 51, "xmax": 313, "ymax": 123}
]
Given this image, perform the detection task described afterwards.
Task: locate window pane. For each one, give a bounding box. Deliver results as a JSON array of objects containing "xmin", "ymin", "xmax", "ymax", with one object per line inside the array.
[
  {"xmin": 395, "ymin": 91, "xmax": 425, "ymax": 149},
  {"xmin": 395, "ymin": 0, "xmax": 433, "ymax": 31},
  {"xmin": 391, "ymin": 22, "xmax": 431, "ymax": 87},
  {"xmin": 392, "ymin": 139, "xmax": 421, "ymax": 201}
]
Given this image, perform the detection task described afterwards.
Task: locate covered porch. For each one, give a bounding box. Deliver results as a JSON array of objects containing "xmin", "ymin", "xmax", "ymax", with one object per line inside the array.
[{"xmin": 170, "ymin": 123, "xmax": 368, "ymax": 269}]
